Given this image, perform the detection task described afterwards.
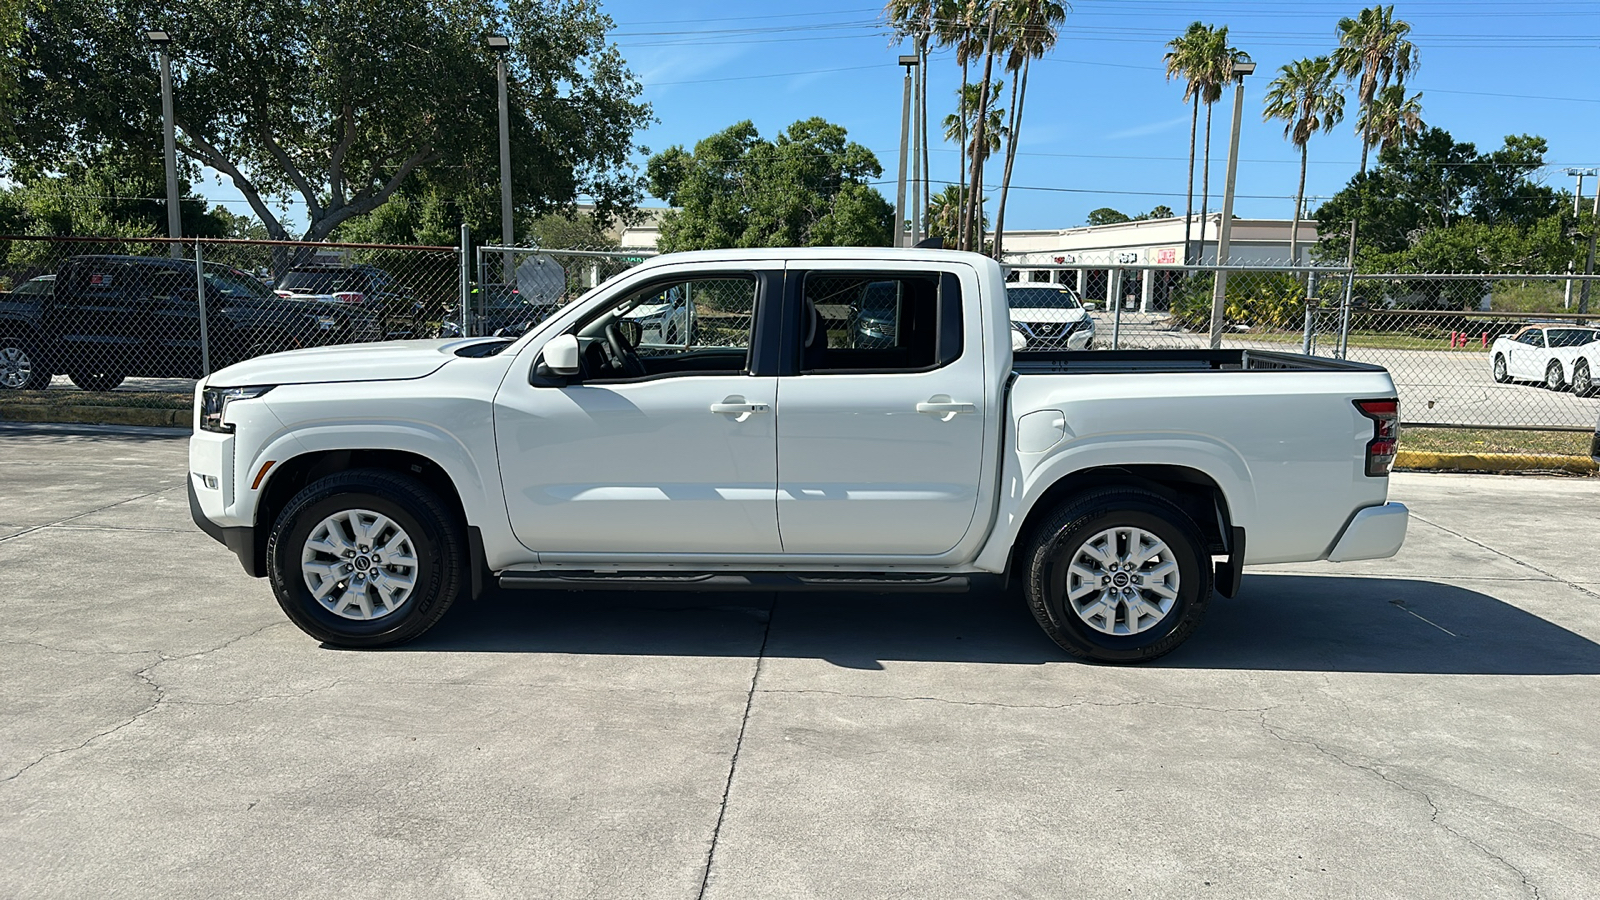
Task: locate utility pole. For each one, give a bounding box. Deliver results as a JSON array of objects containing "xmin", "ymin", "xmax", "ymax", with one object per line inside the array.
[
  {"xmin": 1208, "ymin": 60, "xmax": 1255, "ymax": 350},
  {"xmin": 487, "ymin": 35, "xmax": 515, "ymax": 284},
  {"xmin": 1564, "ymin": 169, "xmax": 1594, "ymax": 309},
  {"xmin": 146, "ymin": 31, "xmax": 182, "ymax": 259},
  {"xmin": 895, "ymin": 55, "xmax": 917, "ymax": 247},
  {"xmin": 909, "ymin": 50, "xmax": 923, "ymax": 246},
  {"xmin": 1583, "ymin": 184, "xmax": 1599, "ymax": 315}
]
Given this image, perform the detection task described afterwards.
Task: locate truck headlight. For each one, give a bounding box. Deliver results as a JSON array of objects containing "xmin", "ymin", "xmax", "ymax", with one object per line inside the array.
[{"xmin": 200, "ymin": 385, "xmax": 274, "ymax": 434}]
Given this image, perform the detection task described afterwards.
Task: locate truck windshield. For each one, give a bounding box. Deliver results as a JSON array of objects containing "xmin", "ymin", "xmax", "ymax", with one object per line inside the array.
[{"xmin": 1008, "ymin": 287, "xmax": 1082, "ymax": 309}]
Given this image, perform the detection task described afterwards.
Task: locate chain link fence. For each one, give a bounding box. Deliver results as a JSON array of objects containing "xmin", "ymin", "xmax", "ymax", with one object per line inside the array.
[
  {"xmin": 1006, "ymin": 254, "xmax": 1600, "ymax": 469},
  {"xmin": 3, "ymin": 233, "xmax": 1595, "ymax": 469}
]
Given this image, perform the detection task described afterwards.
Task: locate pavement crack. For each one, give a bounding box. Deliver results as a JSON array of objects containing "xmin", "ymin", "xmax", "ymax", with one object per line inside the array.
[
  {"xmin": 0, "ymin": 486, "xmax": 181, "ymax": 545},
  {"xmin": 695, "ymin": 593, "xmax": 775, "ymax": 900},
  {"xmin": 0, "ymin": 621, "xmax": 287, "ymax": 785},
  {"xmin": 1255, "ymin": 710, "xmax": 1542, "ymax": 900},
  {"xmin": 1410, "ymin": 510, "xmax": 1600, "ymax": 602}
]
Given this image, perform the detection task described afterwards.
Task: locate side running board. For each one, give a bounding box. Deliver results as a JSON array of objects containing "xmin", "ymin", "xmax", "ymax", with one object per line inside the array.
[{"xmin": 497, "ymin": 571, "xmax": 971, "ymax": 593}]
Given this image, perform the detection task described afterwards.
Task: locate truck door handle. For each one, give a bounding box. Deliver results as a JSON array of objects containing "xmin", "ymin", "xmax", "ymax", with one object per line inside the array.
[
  {"xmin": 916, "ymin": 400, "xmax": 977, "ymax": 415},
  {"xmin": 710, "ymin": 398, "xmax": 770, "ymax": 415}
]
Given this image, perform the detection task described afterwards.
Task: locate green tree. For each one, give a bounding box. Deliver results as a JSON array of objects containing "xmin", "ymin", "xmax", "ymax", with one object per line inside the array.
[
  {"xmin": 1332, "ymin": 3, "xmax": 1420, "ymax": 265},
  {"xmin": 1262, "ymin": 56, "xmax": 1345, "ymax": 267},
  {"xmin": 1138, "ymin": 204, "xmax": 1176, "ymax": 220},
  {"xmin": 646, "ymin": 118, "xmax": 893, "ymax": 252},
  {"xmin": 1086, "ymin": 207, "xmax": 1131, "ymax": 226},
  {"xmin": 992, "ymin": 0, "xmax": 1066, "ymax": 259},
  {"xmin": 6, "ymin": 0, "xmax": 651, "ymax": 242},
  {"xmin": 1314, "ymin": 128, "xmax": 1570, "ymax": 278},
  {"xmin": 1, "ymin": 149, "xmax": 233, "ymax": 240}
]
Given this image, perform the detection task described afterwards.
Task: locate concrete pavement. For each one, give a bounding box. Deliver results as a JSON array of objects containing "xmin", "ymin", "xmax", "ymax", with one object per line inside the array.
[{"xmin": 1, "ymin": 424, "xmax": 1597, "ymax": 899}]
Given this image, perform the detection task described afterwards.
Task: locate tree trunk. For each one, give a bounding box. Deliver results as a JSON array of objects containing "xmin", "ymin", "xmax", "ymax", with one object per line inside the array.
[
  {"xmin": 1290, "ymin": 142, "xmax": 1307, "ymax": 273},
  {"xmin": 1197, "ymin": 99, "xmax": 1214, "ymax": 263},
  {"xmin": 994, "ymin": 59, "xmax": 1027, "ymax": 261},
  {"xmin": 1346, "ymin": 133, "xmax": 1370, "ymax": 270},
  {"xmin": 966, "ymin": 5, "xmax": 1000, "ymax": 251},
  {"xmin": 1183, "ymin": 93, "xmax": 1199, "ymax": 263}
]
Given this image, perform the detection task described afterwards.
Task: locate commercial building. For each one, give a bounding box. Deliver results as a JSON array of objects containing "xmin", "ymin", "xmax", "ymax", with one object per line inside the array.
[{"xmin": 999, "ymin": 215, "xmax": 1320, "ymax": 311}]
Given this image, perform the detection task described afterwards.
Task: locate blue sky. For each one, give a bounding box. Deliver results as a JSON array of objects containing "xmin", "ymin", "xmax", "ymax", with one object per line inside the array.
[{"xmin": 204, "ymin": 0, "xmax": 1600, "ymax": 234}]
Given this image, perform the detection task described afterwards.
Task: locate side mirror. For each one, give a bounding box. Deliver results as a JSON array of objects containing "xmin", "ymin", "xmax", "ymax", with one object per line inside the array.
[
  {"xmin": 543, "ymin": 333, "xmax": 580, "ymax": 375},
  {"xmin": 1082, "ymin": 302, "xmax": 1098, "ymax": 311}
]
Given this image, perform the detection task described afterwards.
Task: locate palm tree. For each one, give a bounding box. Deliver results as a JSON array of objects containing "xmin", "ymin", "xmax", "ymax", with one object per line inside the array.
[
  {"xmin": 1194, "ymin": 26, "xmax": 1249, "ymax": 264},
  {"xmin": 1165, "ymin": 22, "xmax": 1209, "ymax": 263},
  {"xmin": 1333, "ymin": 4, "xmax": 1419, "ymax": 265},
  {"xmin": 992, "ymin": 0, "xmax": 1067, "ymax": 260},
  {"xmin": 935, "ymin": 0, "xmax": 989, "ymax": 249},
  {"xmin": 1165, "ymin": 24, "xmax": 1247, "ymax": 264},
  {"xmin": 1360, "ymin": 83, "xmax": 1423, "ymax": 153},
  {"xmin": 943, "ymin": 82, "xmax": 1008, "ymax": 172},
  {"xmin": 963, "ymin": 0, "xmax": 1003, "ymax": 250},
  {"xmin": 925, "ymin": 183, "xmax": 968, "ymax": 243},
  {"xmin": 1262, "ymin": 56, "xmax": 1345, "ymax": 268}
]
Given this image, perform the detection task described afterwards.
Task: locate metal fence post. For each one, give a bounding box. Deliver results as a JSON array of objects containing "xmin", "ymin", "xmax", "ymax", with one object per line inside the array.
[
  {"xmin": 1336, "ymin": 272, "xmax": 1354, "ymax": 360},
  {"xmin": 1301, "ymin": 269, "xmax": 1319, "ymax": 356},
  {"xmin": 1110, "ymin": 268, "xmax": 1123, "ymax": 350},
  {"xmin": 459, "ymin": 225, "xmax": 471, "ymax": 337},
  {"xmin": 194, "ymin": 239, "xmax": 211, "ymax": 375}
]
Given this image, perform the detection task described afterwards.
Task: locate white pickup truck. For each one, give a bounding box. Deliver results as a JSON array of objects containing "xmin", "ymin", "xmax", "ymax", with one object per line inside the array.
[{"xmin": 189, "ymin": 248, "xmax": 1408, "ymax": 663}]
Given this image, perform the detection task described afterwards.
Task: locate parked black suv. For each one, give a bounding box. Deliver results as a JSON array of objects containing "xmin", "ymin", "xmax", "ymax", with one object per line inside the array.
[{"xmin": 0, "ymin": 255, "xmax": 380, "ymax": 391}]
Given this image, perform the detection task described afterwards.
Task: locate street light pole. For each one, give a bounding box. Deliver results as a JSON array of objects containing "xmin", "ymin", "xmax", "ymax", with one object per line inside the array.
[
  {"xmin": 1582, "ymin": 184, "xmax": 1599, "ymax": 315},
  {"xmin": 1563, "ymin": 168, "xmax": 1593, "ymax": 309},
  {"xmin": 146, "ymin": 31, "xmax": 182, "ymax": 259},
  {"xmin": 909, "ymin": 52, "xmax": 923, "ymax": 246},
  {"xmin": 895, "ymin": 54, "xmax": 917, "ymax": 248},
  {"xmin": 487, "ymin": 34, "xmax": 514, "ymax": 284},
  {"xmin": 1207, "ymin": 60, "xmax": 1255, "ymax": 350}
]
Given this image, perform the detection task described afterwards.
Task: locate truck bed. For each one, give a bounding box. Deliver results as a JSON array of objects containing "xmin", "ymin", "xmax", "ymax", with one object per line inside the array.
[{"xmin": 1014, "ymin": 348, "xmax": 1385, "ymax": 375}]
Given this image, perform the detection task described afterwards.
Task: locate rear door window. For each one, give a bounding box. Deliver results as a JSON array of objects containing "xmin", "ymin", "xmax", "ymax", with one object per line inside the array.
[{"xmin": 797, "ymin": 272, "xmax": 956, "ymax": 373}]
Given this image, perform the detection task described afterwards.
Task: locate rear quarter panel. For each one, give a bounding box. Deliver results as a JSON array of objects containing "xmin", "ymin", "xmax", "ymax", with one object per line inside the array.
[{"xmin": 986, "ymin": 368, "xmax": 1397, "ymax": 567}]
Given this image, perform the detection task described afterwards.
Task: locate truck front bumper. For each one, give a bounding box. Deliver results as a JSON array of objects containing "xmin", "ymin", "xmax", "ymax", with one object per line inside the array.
[
  {"xmin": 1326, "ymin": 502, "xmax": 1409, "ymax": 562},
  {"xmin": 189, "ymin": 478, "xmax": 261, "ymax": 577}
]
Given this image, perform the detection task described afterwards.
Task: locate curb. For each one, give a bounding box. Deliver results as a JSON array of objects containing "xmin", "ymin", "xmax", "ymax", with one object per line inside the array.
[
  {"xmin": 0, "ymin": 404, "xmax": 189, "ymax": 428},
  {"xmin": 1395, "ymin": 449, "xmax": 1598, "ymax": 475}
]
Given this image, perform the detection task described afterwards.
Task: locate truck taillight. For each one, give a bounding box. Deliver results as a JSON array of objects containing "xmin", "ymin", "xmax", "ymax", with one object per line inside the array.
[
  {"xmin": 1355, "ymin": 398, "xmax": 1399, "ymax": 477},
  {"xmin": 333, "ymin": 291, "xmax": 364, "ymax": 303}
]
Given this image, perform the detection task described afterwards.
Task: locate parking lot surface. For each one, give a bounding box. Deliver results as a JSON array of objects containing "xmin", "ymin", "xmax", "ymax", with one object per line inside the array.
[{"xmin": 2, "ymin": 423, "xmax": 1597, "ymax": 899}]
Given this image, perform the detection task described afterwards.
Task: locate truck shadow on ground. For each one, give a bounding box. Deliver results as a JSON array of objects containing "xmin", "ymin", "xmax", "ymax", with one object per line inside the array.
[{"xmin": 403, "ymin": 573, "xmax": 1600, "ymax": 676}]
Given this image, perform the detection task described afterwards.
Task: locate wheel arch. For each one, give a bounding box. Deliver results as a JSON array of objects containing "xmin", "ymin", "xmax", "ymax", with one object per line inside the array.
[
  {"xmin": 252, "ymin": 448, "xmax": 486, "ymax": 594},
  {"xmin": 1003, "ymin": 464, "xmax": 1238, "ymax": 585}
]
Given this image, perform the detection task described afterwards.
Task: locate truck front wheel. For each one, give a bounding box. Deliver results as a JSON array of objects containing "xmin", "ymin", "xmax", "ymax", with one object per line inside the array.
[
  {"xmin": 1022, "ymin": 488, "xmax": 1213, "ymax": 664},
  {"xmin": 266, "ymin": 468, "xmax": 465, "ymax": 647},
  {"xmin": 0, "ymin": 334, "xmax": 51, "ymax": 390}
]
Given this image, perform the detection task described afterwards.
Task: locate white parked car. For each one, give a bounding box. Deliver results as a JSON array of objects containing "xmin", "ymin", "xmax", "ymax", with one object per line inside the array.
[
  {"xmin": 189, "ymin": 248, "xmax": 1407, "ymax": 664},
  {"xmin": 1008, "ymin": 285, "xmax": 1095, "ymax": 350},
  {"xmin": 1489, "ymin": 325, "xmax": 1600, "ymax": 390},
  {"xmin": 1569, "ymin": 335, "xmax": 1600, "ymax": 396}
]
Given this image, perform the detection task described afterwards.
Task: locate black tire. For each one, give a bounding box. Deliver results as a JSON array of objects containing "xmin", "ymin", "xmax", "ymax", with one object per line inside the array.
[
  {"xmin": 68, "ymin": 370, "xmax": 125, "ymax": 392},
  {"xmin": 266, "ymin": 468, "xmax": 465, "ymax": 647},
  {"xmin": 0, "ymin": 333, "xmax": 52, "ymax": 390},
  {"xmin": 1022, "ymin": 487, "xmax": 1213, "ymax": 664},
  {"xmin": 1573, "ymin": 360, "xmax": 1595, "ymax": 397},
  {"xmin": 1545, "ymin": 360, "xmax": 1566, "ymax": 391},
  {"xmin": 1492, "ymin": 354, "xmax": 1510, "ymax": 384}
]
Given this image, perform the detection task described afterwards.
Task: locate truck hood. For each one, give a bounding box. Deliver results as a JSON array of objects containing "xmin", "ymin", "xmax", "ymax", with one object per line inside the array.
[{"xmin": 206, "ymin": 339, "xmax": 490, "ymax": 387}]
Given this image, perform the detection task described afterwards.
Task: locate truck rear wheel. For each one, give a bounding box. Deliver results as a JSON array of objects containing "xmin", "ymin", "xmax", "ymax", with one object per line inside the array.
[
  {"xmin": 1022, "ymin": 488, "xmax": 1213, "ymax": 664},
  {"xmin": 266, "ymin": 468, "xmax": 465, "ymax": 647}
]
